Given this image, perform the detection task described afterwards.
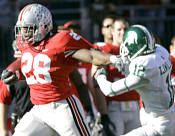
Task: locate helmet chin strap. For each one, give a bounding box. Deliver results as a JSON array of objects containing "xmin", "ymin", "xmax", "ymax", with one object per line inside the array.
[{"xmin": 130, "ymin": 44, "xmax": 147, "ymax": 61}]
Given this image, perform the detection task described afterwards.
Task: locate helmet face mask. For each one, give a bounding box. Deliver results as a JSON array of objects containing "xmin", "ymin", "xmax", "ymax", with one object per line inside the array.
[
  {"xmin": 15, "ymin": 4, "xmax": 53, "ymax": 46},
  {"xmin": 15, "ymin": 25, "xmax": 37, "ymax": 45},
  {"xmin": 120, "ymin": 25, "xmax": 155, "ymax": 63}
]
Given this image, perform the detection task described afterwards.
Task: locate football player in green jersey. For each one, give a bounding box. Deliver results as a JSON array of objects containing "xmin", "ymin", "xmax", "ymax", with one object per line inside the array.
[{"xmin": 94, "ymin": 25, "xmax": 175, "ymax": 136}]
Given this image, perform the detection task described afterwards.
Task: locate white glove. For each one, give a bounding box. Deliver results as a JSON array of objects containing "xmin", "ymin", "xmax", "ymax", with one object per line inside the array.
[
  {"xmin": 94, "ymin": 68, "xmax": 107, "ymax": 80},
  {"xmin": 110, "ymin": 55, "xmax": 124, "ymax": 72}
]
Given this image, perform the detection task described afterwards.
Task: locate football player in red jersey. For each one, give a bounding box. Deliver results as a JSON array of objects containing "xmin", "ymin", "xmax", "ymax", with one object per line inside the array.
[
  {"xmin": 92, "ymin": 16, "xmax": 141, "ymax": 136},
  {"xmin": 169, "ymin": 35, "xmax": 175, "ymax": 86},
  {"xmin": 1, "ymin": 4, "xmax": 122, "ymax": 136}
]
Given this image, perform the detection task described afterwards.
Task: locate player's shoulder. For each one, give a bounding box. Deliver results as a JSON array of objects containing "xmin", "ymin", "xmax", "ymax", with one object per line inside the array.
[
  {"xmin": 131, "ymin": 44, "xmax": 169, "ymax": 68},
  {"xmin": 47, "ymin": 31, "xmax": 72, "ymax": 48},
  {"xmin": 51, "ymin": 30, "xmax": 83, "ymax": 44},
  {"xmin": 129, "ymin": 55, "xmax": 156, "ymax": 78},
  {"xmin": 155, "ymin": 44, "xmax": 170, "ymax": 57},
  {"xmin": 131, "ymin": 54, "xmax": 155, "ymax": 69},
  {"xmin": 129, "ymin": 49, "xmax": 157, "ymax": 77},
  {"xmin": 129, "ymin": 44, "xmax": 170, "ymax": 78},
  {"xmin": 51, "ymin": 30, "xmax": 70, "ymax": 40}
]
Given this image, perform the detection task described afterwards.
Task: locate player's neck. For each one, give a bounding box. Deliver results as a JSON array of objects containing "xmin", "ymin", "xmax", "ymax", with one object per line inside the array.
[
  {"xmin": 112, "ymin": 41, "xmax": 120, "ymax": 47},
  {"xmin": 104, "ymin": 38, "xmax": 113, "ymax": 44}
]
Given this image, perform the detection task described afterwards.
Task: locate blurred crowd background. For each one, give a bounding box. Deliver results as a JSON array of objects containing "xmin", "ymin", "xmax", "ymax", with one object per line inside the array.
[{"xmin": 0, "ymin": 0, "xmax": 175, "ymax": 73}]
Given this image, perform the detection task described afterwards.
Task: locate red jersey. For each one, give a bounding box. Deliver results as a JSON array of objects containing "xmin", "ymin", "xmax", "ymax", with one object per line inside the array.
[
  {"xmin": 170, "ymin": 55, "xmax": 175, "ymax": 100},
  {"xmin": 170, "ymin": 55, "xmax": 175, "ymax": 78},
  {"xmin": 0, "ymin": 81, "xmax": 15, "ymax": 133},
  {"xmin": 68, "ymin": 76, "xmax": 79, "ymax": 98},
  {"xmin": 78, "ymin": 62, "xmax": 92, "ymax": 85},
  {"xmin": 17, "ymin": 31, "xmax": 93, "ymax": 104},
  {"xmin": 0, "ymin": 80, "xmax": 12, "ymax": 105},
  {"xmin": 94, "ymin": 42, "xmax": 140, "ymax": 101}
]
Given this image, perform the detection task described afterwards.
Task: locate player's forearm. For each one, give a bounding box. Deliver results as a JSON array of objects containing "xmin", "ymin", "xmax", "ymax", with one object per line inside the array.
[
  {"xmin": 89, "ymin": 49, "xmax": 112, "ymax": 66},
  {"xmin": 96, "ymin": 75, "xmax": 128, "ymax": 96},
  {"xmin": 96, "ymin": 74, "xmax": 149, "ymax": 97},
  {"xmin": 0, "ymin": 103, "xmax": 9, "ymax": 131},
  {"xmin": 72, "ymin": 49, "xmax": 112, "ymax": 66}
]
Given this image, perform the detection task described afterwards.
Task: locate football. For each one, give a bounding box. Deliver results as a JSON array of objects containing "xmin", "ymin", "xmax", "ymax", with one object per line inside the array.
[
  {"xmin": 6, "ymin": 59, "xmax": 25, "ymax": 80},
  {"xmin": 6, "ymin": 59, "xmax": 21, "ymax": 72}
]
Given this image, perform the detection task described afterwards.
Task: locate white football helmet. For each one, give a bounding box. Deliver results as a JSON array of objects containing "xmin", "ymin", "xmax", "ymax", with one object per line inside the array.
[{"xmin": 15, "ymin": 4, "xmax": 53, "ymax": 45}]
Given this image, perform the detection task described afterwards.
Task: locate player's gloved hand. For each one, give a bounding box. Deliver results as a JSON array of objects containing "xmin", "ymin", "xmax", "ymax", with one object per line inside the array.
[
  {"xmin": 110, "ymin": 55, "xmax": 124, "ymax": 72},
  {"xmin": 101, "ymin": 114, "xmax": 116, "ymax": 136},
  {"xmin": 94, "ymin": 68, "xmax": 107, "ymax": 80},
  {"xmin": 11, "ymin": 113, "xmax": 20, "ymax": 129},
  {"xmin": 1, "ymin": 70, "xmax": 17, "ymax": 84},
  {"xmin": 91, "ymin": 113, "xmax": 103, "ymax": 136},
  {"xmin": 85, "ymin": 110, "xmax": 95, "ymax": 129}
]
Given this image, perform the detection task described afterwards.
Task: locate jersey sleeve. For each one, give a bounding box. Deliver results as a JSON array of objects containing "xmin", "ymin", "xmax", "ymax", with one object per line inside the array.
[
  {"xmin": 0, "ymin": 80, "xmax": 12, "ymax": 105},
  {"xmin": 52, "ymin": 31, "xmax": 94, "ymax": 64},
  {"xmin": 171, "ymin": 55, "xmax": 175, "ymax": 78},
  {"xmin": 56, "ymin": 31, "xmax": 93, "ymax": 51}
]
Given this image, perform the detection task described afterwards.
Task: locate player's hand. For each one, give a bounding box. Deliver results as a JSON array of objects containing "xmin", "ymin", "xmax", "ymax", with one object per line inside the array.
[
  {"xmin": 94, "ymin": 68, "xmax": 107, "ymax": 80},
  {"xmin": 1, "ymin": 70, "xmax": 17, "ymax": 84},
  {"xmin": 110, "ymin": 55, "xmax": 124, "ymax": 72},
  {"xmin": 101, "ymin": 114, "xmax": 116, "ymax": 136},
  {"xmin": 91, "ymin": 113, "xmax": 103, "ymax": 136}
]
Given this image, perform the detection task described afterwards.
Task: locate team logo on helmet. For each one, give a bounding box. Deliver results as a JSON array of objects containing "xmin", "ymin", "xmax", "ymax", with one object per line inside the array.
[{"xmin": 123, "ymin": 31, "xmax": 138, "ymax": 46}]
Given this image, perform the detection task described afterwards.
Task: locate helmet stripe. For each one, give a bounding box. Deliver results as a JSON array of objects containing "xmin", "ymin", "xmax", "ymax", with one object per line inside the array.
[
  {"xmin": 130, "ymin": 44, "xmax": 147, "ymax": 61},
  {"xmin": 20, "ymin": 4, "xmax": 32, "ymax": 22}
]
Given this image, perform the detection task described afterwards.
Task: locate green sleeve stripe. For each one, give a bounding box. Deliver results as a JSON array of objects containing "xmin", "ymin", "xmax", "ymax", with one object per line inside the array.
[
  {"xmin": 110, "ymin": 84, "xmax": 117, "ymax": 96},
  {"xmin": 124, "ymin": 79, "xmax": 130, "ymax": 91}
]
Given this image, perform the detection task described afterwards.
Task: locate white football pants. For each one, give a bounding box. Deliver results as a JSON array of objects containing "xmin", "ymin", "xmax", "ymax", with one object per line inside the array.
[
  {"xmin": 13, "ymin": 95, "xmax": 91, "ymax": 136},
  {"xmin": 123, "ymin": 107, "xmax": 175, "ymax": 136},
  {"xmin": 108, "ymin": 101, "xmax": 141, "ymax": 136}
]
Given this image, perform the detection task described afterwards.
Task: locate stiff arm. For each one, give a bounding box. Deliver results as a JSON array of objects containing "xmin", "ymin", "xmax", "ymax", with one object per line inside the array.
[{"xmin": 96, "ymin": 73, "xmax": 149, "ymax": 97}]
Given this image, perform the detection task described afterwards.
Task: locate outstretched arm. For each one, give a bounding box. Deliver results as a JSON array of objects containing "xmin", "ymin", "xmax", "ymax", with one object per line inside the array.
[
  {"xmin": 95, "ymin": 68, "xmax": 149, "ymax": 96},
  {"xmin": 72, "ymin": 49, "xmax": 112, "ymax": 66}
]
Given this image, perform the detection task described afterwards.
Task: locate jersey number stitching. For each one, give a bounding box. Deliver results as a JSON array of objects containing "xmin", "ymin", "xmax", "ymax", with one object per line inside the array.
[
  {"xmin": 21, "ymin": 52, "xmax": 52, "ymax": 84},
  {"xmin": 69, "ymin": 32, "xmax": 81, "ymax": 40},
  {"xmin": 133, "ymin": 64, "xmax": 145, "ymax": 77}
]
